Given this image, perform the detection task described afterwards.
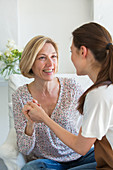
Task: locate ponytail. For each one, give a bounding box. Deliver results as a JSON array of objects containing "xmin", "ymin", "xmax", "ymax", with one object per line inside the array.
[
  {"xmin": 108, "ymin": 45, "xmax": 113, "ymax": 81},
  {"xmin": 72, "ymin": 22, "xmax": 113, "ymax": 114},
  {"xmin": 77, "ymin": 44, "xmax": 113, "ymax": 115}
]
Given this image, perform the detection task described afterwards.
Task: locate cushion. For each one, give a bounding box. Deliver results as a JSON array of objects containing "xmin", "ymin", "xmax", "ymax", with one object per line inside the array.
[{"xmin": 0, "ymin": 128, "xmax": 26, "ymax": 170}]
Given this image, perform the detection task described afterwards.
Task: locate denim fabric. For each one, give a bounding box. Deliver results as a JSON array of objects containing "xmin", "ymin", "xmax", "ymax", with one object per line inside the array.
[
  {"xmin": 0, "ymin": 158, "xmax": 8, "ymax": 170},
  {"xmin": 21, "ymin": 147, "xmax": 96, "ymax": 170},
  {"xmin": 68, "ymin": 162, "xmax": 97, "ymax": 170}
]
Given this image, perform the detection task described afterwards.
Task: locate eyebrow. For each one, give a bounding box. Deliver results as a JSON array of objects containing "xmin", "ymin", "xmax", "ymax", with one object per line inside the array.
[
  {"xmin": 39, "ymin": 52, "xmax": 57, "ymax": 55},
  {"xmin": 51, "ymin": 52, "xmax": 57, "ymax": 54},
  {"xmin": 37, "ymin": 52, "xmax": 57, "ymax": 56}
]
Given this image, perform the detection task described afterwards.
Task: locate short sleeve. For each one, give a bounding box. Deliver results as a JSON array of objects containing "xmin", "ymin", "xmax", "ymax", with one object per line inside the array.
[{"xmin": 81, "ymin": 87, "xmax": 111, "ymax": 140}]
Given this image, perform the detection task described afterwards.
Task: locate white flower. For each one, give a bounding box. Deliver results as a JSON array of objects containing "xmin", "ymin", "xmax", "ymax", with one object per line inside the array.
[
  {"xmin": 0, "ymin": 39, "xmax": 23, "ymax": 79},
  {"xmin": 18, "ymin": 48, "xmax": 23, "ymax": 52},
  {"xmin": 0, "ymin": 51, "xmax": 3, "ymax": 56},
  {"xmin": 6, "ymin": 40, "xmax": 17, "ymax": 50},
  {"xmin": 4, "ymin": 49, "xmax": 12, "ymax": 56},
  {"xmin": 0, "ymin": 61, "xmax": 6, "ymax": 68}
]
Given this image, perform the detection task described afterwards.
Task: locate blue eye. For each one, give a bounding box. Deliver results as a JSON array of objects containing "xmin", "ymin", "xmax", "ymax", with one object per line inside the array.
[
  {"xmin": 52, "ymin": 55, "xmax": 57, "ymax": 58},
  {"xmin": 39, "ymin": 56, "xmax": 46, "ymax": 60}
]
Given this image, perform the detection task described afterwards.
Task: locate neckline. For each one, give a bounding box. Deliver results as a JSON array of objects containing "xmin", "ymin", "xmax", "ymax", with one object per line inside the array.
[{"xmin": 25, "ymin": 77, "xmax": 63, "ymax": 118}]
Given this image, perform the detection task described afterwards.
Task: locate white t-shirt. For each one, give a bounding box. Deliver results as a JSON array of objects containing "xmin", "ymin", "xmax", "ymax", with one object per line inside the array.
[{"xmin": 81, "ymin": 85, "xmax": 113, "ymax": 149}]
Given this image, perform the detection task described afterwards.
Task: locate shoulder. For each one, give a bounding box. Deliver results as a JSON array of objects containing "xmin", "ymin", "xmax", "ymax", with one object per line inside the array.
[
  {"xmin": 82, "ymin": 85, "xmax": 113, "ymax": 139},
  {"xmin": 12, "ymin": 84, "xmax": 28, "ymax": 100},
  {"xmin": 58, "ymin": 77, "xmax": 82, "ymax": 90},
  {"xmin": 58, "ymin": 77, "xmax": 83, "ymax": 98},
  {"xmin": 86, "ymin": 85, "xmax": 113, "ymax": 100},
  {"xmin": 85, "ymin": 85, "xmax": 113, "ymax": 109}
]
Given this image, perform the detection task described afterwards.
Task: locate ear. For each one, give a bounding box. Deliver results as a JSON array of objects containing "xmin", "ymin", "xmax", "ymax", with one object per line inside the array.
[{"xmin": 80, "ymin": 46, "xmax": 88, "ymax": 59}]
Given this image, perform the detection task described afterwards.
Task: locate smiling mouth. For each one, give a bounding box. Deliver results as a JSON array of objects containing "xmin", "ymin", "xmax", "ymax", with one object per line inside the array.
[{"xmin": 43, "ymin": 69, "xmax": 53, "ymax": 73}]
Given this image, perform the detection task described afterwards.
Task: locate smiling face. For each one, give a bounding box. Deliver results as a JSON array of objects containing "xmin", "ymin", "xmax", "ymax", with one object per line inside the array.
[{"xmin": 32, "ymin": 43, "xmax": 58, "ymax": 81}]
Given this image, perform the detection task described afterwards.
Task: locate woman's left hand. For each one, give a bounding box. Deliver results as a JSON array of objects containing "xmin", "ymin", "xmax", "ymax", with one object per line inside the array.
[{"xmin": 27, "ymin": 101, "xmax": 48, "ymax": 123}]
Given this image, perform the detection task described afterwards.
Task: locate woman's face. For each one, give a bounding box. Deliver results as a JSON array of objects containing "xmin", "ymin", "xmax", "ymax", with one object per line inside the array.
[
  {"xmin": 32, "ymin": 43, "xmax": 58, "ymax": 81},
  {"xmin": 71, "ymin": 41, "xmax": 86, "ymax": 75},
  {"xmin": 71, "ymin": 42, "xmax": 81, "ymax": 75}
]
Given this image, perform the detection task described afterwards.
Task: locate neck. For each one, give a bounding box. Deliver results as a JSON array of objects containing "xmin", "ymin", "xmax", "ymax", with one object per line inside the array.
[
  {"xmin": 30, "ymin": 77, "xmax": 59, "ymax": 95},
  {"xmin": 88, "ymin": 67, "xmax": 100, "ymax": 83},
  {"xmin": 86, "ymin": 49, "xmax": 101, "ymax": 83}
]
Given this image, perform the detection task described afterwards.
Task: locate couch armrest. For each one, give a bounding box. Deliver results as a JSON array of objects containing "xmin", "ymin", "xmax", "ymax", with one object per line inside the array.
[{"xmin": 0, "ymin": 128, "xmax": 26, "ymax": 170}]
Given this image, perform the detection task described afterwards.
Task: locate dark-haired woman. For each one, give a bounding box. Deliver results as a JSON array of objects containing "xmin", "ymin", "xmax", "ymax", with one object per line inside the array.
[{"xmin": 23, "ymin": 22, "xmax": 113, "ymax": 169}]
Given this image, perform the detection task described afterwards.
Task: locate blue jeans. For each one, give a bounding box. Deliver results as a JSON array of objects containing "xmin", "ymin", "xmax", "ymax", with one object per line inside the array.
[{"xmin": 21, "ymin": 147, "xmax": 96, "ymax": 170}]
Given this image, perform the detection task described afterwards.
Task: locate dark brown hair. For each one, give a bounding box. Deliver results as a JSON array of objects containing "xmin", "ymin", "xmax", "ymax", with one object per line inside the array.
[{"xmin": 72, "ymin": 22, "xmax": 113, "ymax": 114}]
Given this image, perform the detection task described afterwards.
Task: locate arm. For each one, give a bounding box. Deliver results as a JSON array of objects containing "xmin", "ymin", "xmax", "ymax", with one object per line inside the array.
[
  {"xmin": 22, "ymin": 104, "xmax": 35, "ymax": 136},
  {"xmin": 12, "ymin": 92, "xmax": 36, "ymax": 155},
  {"xmin": 27, "ymin": 101, "xmax": 96, "ymax": 155},
  {"xmin": 42, "ymin": 115, "xmax": 96, "ymax": 155}
]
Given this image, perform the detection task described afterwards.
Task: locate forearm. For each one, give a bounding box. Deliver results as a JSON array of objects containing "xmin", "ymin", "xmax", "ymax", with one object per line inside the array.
[
  {"xmin": 25, "ymin": 121, "xmax": 34, "ymax": 136},
  {"xmin": 17, "ymin": 129, "xmax": 35, "ymax": 155},
  {"xmin": 43, "ymin": 114, "xmax": 79, "ymax": 153},
  {"xmin": 42, "ymin": 114, "xmax": 95, "ymax": 155}
]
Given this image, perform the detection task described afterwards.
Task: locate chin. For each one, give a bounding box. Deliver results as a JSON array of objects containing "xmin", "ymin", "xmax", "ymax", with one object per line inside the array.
[
  {"xmin": 76, "ymin": 70, "xmax": 84, "ymax": 76},
  {"xmin": 45, "ymin": 75, "xmax": 55, "ymax": 81}
]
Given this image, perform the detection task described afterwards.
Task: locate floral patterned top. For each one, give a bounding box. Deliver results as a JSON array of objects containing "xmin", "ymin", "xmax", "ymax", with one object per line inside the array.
[{"xmin": 12, "ymin": 77, "xmax": 83, "ymax": 162}]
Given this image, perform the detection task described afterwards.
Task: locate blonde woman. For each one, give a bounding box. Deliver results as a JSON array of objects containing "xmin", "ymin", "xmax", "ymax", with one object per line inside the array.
[{"xmin": 12, "ymin": 36, "xmax": 96, "ymax": 170}]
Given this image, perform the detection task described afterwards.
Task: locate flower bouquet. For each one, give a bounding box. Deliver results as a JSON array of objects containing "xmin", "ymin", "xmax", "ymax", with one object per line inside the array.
[{"xmin": 0, "ymin": 40, "xmax": 23, "ymax": 79}]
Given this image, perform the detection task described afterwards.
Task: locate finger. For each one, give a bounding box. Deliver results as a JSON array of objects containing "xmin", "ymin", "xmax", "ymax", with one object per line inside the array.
[
  {"xmin": 32, "ymin": 99, "xmax": 41, "ymax": 106},
  {"xmin": 22, "ymin": 105, "xmax": 32, "ymax": 113},
  {"xmin": 27, "ymin": 101, "xmax": 38, "ymax": 108},
  {"xmin": 27, "ymin": 111, "xmax": 31, "ymax": 117},
  {"xmin": 25, "ymin": 113, "xmax": 34, "ymax": 123},
  {"xmin": 33, "ymin": 99, "xmax": 38, "ymax": 104}
]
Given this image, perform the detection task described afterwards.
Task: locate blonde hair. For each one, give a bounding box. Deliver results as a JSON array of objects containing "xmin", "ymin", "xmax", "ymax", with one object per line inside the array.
[{"xmin": 20, "ymin": 35, "xmax": 58, "ymax": 78}]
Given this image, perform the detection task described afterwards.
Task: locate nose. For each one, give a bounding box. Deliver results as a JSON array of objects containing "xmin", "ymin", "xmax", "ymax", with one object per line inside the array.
[{"xmin": 46, "ymin": 58, "xmax": 53, "ymax": 66}]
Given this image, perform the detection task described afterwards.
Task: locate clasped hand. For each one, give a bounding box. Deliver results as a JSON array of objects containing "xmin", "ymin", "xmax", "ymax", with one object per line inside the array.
[{"xmin": 22, "ymin": 99, "xmax": 46, "ymax": 123}]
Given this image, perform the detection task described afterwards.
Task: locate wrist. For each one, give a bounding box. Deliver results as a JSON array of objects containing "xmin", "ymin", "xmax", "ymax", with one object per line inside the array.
[
  {"xmin": 42, "ymin": 113, "xmax": 51, "ymax": 125},
  {"xmin": 25, "ymin": 122, "xmax": 34, "ymax": 136},
  {"xmin": 27, "ymin": 121, "xmax": 34, "ymax": 127}
]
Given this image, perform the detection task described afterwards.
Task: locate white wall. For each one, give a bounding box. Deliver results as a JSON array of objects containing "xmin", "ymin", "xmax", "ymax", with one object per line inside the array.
[
  {"xmin": 0, "ymin": 82, "xmax": 8, "ymax": 145},
  {"xmin": 0, "ymin": 0, "xmax": 18, "ymax": 51},
  {"xmin": 1, "ymin": 0, "xmax": 113, "ymax": 146},
  {"xmin": 18, "ymin": 0, "xmax": 93, "ymax": 73},
  {"xmin": 93, "ymin": 0, "xmax": 113, "ymax": 37},
  {"xmin": 0, "ymin": 0, "xmax": 93, "ymax": 145}
]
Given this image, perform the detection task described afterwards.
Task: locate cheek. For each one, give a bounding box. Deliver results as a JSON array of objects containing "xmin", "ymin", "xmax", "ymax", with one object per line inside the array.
[
  {"xmin": 32, "ymin": 63, "xmax": 37, "ymax": 70},
  {"xmin": 31, "ymin": 62, "xmax": 41, "ymax": 73},
  {"xmin": 71, "ymin": 54, "xmax": 75, "ymax": 63},
  {"xmin": 71, "ymin": 55, "xmax": 73, "ymax": 61},
  {"xmin": 53, "ymin": 59, "xmax": 58, "ymax": 66},
  {"xmin": 53, "ymin": 60, "xmax": 58, "ymax": 72}
]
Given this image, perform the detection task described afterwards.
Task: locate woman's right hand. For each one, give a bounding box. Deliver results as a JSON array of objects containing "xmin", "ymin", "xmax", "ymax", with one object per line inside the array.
[
  {"xmin": 22, "ymin": 103, "xmax": 35, "ymax": 136},
  {"xmin": 22, "ymin": 103, "xmax": 34, "ymax": 125}
]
